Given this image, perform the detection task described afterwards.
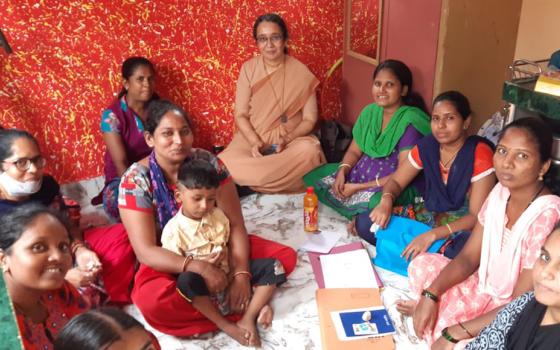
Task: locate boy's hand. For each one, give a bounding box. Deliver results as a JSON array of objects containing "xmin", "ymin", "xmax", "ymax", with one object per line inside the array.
[{"xmin": 202, "ymin": 250, "xmax": 225, "ymax": 265}]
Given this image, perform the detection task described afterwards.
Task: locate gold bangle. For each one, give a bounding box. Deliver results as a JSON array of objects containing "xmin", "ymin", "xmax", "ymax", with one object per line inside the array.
[
  {"xmin": 70, "ymin": 240, "xmax": 88, "ymax": 255},
  {"xmin": 458, "ymin": 322, "xmax": 474, "ymax": 338},
  {"xmin": 446, "ymin": 223, "xmax": 453, "ymax": 234},
  {"xmin": 375, "ymin": 175, "xmax": 381, "ymax": 187},
  {"xmin": 233, "ymin": 270, "xmax": 252, "ymax": 280},
  {"xmin": 338, "ymin": 163, "xmax": 351, "ymax": 169},
  {"xmin": 182, "ymin": 255, "xmax": 194, "ymax": 272}
]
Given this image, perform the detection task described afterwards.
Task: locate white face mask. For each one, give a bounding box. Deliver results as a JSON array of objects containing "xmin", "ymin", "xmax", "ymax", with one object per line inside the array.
[{"xmin": 0, "ymin": 171, "xmax": 42, "ymax": 197}]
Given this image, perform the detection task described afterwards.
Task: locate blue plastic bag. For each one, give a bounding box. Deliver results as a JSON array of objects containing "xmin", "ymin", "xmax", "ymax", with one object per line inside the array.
[{"xmin": 373, "ymin": 216, "xmax": 445, "ymax": 276}]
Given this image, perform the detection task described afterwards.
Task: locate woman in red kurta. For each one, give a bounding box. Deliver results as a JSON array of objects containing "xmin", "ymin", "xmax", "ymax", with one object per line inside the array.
[
  {"xmin": 1, "ymin": 205, "xmax": 89, "ymax": 350},
  {"xmin": 117, "ymin": 99, "xmax": 297, "ymax": 337}
]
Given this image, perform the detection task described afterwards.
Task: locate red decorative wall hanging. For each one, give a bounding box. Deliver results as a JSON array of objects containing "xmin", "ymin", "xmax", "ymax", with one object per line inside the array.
[{"xmin": 0, "ymin": 0, "xmax": 343, "ymax": 183}]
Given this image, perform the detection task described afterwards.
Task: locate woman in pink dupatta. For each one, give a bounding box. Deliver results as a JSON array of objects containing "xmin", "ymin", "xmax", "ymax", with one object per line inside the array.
[
  {"xmin": 218, "ymin": 13, "xmax": 325, "ymax": 193},
  {"xmin": 405, "ymin": 118, "xmax": 560, "ymax": 350}
]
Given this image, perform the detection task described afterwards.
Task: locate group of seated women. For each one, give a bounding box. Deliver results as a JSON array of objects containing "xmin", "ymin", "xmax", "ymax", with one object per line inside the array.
[
  {"xmin": 98, "ymin": 13, "xmax": 325, "ymax": 221},
  {"xmin": 303, "ymin": 54, "xmax": 560, "ymax": 349},
  {"xmin": 1, "ymin": 11, "xmax": 560, "ymax": 350}
]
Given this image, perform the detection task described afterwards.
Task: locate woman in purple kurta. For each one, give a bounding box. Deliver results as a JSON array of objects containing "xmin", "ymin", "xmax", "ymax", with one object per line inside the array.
[
  {"xmin": 304, "ymin": 60, "xmax": 431, "ymax": 219},
  {"xmin": 304, "ymin": 121, "xmax": 427, "ymax": 219},
  {"xmin": 98, "ymin": 57, "xmax": 157, "ymax": 220}
]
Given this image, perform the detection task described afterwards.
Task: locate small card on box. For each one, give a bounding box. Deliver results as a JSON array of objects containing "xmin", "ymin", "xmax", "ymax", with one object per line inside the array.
[{"xmin": 330, "ymin": 306, "xmax": 395, "ymax": 341}]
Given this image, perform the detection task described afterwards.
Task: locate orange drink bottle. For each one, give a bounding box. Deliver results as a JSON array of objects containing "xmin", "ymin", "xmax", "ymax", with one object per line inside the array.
[{"xmin": 303, "ymin": 186, "xmax": 319, "ymax": 232}]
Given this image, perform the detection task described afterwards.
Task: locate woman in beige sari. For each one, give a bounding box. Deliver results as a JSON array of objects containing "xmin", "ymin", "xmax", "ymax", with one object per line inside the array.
[{"xmin": 219, "ymin": 13, "xmax": 325, "ymax": 193}]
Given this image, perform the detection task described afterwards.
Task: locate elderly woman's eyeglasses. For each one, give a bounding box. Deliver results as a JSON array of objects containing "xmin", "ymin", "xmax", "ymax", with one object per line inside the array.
[
  {"xmin": 256, "ymin": 34, "xmax": 284, "ymax": 45},
  {"xmin": 3, "ymin": 156, "xmax": 46, "ymax": 171}
]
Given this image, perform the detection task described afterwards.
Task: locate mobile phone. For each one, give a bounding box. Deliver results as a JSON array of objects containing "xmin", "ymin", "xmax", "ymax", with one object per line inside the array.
[{"xmin": 261, "ymin": 144, "xmax": 278, "ymax": 156}]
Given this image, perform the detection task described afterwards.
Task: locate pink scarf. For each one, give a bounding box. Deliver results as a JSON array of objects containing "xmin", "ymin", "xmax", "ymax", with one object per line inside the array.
[{"xmin": 478, "ymin": 183, "xmax": 560, "ymax": 299}]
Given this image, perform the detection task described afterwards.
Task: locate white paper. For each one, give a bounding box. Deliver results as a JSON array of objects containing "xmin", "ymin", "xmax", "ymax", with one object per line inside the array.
[
  {"xmin": 299, "ymin": 230, "xmax": 342, "ymax": 254},
  {"xmin": 320, "ymin": 249, "xmax": 380, "ymax": 288}
]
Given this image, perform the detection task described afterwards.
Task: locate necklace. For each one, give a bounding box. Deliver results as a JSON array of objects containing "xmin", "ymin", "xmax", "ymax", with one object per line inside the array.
[
  {"xmin": 263, "ymin": 56, "xmax": 287, "ymax": 123},
  {"xmin": 439, "ymin": 143, "xmax": 464, "ymax": 171},
  {"xmin": 507, "ymin": 183, "xmax": 545, "ymax": 210}
]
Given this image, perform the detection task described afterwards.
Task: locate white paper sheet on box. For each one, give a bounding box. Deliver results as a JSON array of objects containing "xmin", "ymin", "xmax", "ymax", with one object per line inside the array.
[{"xmin": 320, "ymin": 249, "xmax": 380, "ymax": 288}]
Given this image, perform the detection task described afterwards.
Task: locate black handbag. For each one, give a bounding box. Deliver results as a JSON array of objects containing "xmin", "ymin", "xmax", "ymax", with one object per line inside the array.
[{"xmin": 319, "ymin": 120, "xmax": 352, "ymax": 163}]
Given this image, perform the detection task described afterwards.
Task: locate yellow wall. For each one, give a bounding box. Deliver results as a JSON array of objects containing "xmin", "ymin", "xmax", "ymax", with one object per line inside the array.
[
  {"xmin": 515, "ymin": 0, "xmax": 560, "ymax": 61},
  {"xmin": 434, "ymin": 0, "xmax": 523, "ymax": 132}
]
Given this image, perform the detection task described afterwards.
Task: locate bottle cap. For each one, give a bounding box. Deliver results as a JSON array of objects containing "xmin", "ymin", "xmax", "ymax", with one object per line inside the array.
[{"xmin": 306, "ymin": 186, "xmax": 314, "ymax": 194}]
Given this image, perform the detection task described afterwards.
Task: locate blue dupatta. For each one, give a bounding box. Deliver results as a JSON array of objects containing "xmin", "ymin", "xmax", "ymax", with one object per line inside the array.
[
  {"xmin": 417, "ymin": 135, "xmax": 494, "ymax": 212},
  {"xmin": 148, "ymin": 151, "xmax": 179, "ymax": 230}
]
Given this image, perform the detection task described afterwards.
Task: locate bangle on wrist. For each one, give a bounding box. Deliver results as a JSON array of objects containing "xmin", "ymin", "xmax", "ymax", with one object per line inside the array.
[
  {"xmin": 71, "ymin": 243, "xmax": 85, "ymax": 255},
  {"xmin": 182, "ymin": 255, "xmax": 194, "ymax": 272},
  {"xmin": 233, "ymin": 270, "xmax": 252, "ymax": 280},
  {"xmin": 375, "ymin": 175, "xmax": 381, "ymax": 187},
  {"xmin": 441, "ymin": 327, "xmax": 459, "ymax": 344},
  {"xmin": 446, "ymin": 223, "xmax": 453, "ymax": 234},
  {"xmin": 458, "ymin": 322, "xmax": 474, "ymax": 338},
  {"xmin": 338, "ymin": 163, "xmax": 351, "ymax": 170},
  {"xmin": 421, "ymin": 289, "xmax": 439, "ymax": 303},
  {"xmin": 70, "ymin": 240, "xmax": 89, "ymax": 255}
]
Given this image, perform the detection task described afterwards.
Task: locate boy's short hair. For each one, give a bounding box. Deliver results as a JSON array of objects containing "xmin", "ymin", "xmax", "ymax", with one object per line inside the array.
[{"xmin": 178, "ymin": 159, "xmax": 220, "ymax": 189}]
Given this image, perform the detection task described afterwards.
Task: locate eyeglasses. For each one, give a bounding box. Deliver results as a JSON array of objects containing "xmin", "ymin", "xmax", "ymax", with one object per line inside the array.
[
  {"xmin": 3, "ymin": 155, "xmax": 46, "ymax": 171},
  {"xmin": 256, "ymin": 34, "xmax": 284, "ymax": 45}
]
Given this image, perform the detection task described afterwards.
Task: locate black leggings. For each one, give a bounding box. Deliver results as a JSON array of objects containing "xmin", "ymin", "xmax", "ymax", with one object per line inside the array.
[{"xmin": 176, "ymin": 258, "xmax": 286, "ymax": 301}]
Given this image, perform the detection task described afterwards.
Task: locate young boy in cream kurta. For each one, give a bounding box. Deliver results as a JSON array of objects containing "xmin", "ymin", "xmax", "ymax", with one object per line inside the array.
[{"xmin": 161, "ymin": 159, "xmax": 286, "ymax": 347}]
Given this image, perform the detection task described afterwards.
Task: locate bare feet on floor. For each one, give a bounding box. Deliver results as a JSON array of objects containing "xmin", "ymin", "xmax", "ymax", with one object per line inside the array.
[
  {"xmin": 257, "ymin": 304, "xmax": 274, "ymax": 329},
  {"xmin": 223, "ymin": 322, "xmax": 255, "ymax": 347},
  {"xmin": 237, "ymin": 318, "xmax": 261, "ymax": 347},
  {"xmin": 396, "ymin": 299, "xmax": 416, "ymax": 316}
]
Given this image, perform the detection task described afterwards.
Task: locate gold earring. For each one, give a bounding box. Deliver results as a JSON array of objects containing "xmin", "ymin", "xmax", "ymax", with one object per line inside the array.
[
  {"xmin": 1, "ymin": 264, "xmax": 8, "ymax": 273},
  {"xmin": 539, "ymin": 174, "xmax": 544, "ymax": 181}
]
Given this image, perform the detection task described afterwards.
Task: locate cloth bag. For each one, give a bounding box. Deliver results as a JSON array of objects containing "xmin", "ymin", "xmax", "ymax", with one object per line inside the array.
[{"xmin": 373, "ymin": 216, "xmax": 445, "ymax": 276}]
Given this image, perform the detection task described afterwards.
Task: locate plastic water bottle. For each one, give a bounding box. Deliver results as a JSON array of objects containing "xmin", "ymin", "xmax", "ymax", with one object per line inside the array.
[{"xmin": 303, "ymin": 186, "xmax": 319, "ymax": 232}]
